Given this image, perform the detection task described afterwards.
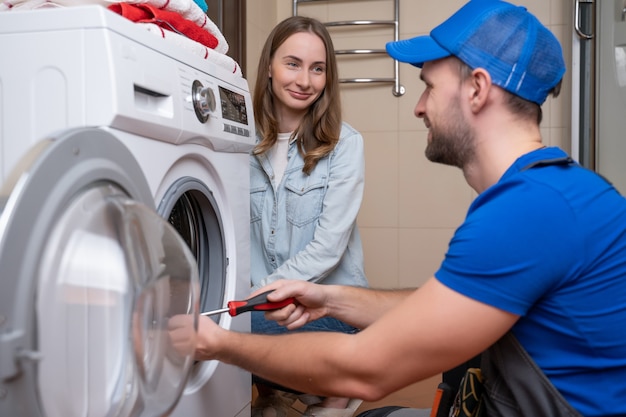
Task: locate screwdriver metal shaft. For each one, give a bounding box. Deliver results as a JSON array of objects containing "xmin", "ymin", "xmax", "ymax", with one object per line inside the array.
[{"xmin": 200, "ymin": 307, "xmax": 230, "ymax": 317}]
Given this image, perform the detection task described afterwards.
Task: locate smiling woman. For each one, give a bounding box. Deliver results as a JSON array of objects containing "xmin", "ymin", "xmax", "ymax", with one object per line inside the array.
[{"xmin": 247, "ymin": 15, "xmax": 369, "ymax": 417}]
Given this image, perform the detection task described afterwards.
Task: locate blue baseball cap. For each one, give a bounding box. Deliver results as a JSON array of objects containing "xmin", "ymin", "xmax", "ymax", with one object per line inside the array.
[{"xmin": 385, "ymin": 0, "xmax": 565, "ymax": 105}]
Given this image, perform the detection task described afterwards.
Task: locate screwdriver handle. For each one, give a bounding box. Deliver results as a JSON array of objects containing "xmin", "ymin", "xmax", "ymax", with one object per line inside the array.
[{"xmin": 227, "ymin": 290, "xmax": 295, "ymax": 316}]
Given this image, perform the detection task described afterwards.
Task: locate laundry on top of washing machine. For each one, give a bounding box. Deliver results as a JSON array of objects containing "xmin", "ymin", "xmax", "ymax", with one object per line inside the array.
[
  {"xmin": 108, "ymin": 2, "xmax": 221, "ymax": 48},
  {"xmin": 0, "ymin": 0, "xmax": 239, "ymax": 75}
]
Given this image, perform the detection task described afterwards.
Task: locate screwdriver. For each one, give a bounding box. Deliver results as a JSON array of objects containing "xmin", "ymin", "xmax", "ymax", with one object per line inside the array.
[{"xmin": 200, "ymin": 290, "xmax": 295, "ymax": 317}]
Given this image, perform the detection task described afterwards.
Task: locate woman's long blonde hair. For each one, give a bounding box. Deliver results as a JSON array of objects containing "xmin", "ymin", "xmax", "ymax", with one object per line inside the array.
[{"xmin": 252, "ymin": 16, "xmax": 342, "ymax": 175}]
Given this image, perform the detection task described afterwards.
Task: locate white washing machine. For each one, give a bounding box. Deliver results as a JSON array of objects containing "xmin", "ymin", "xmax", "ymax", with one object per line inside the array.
[{"xmin": 0, "ymin": 5, "xmax": 254, "ymax": 417}]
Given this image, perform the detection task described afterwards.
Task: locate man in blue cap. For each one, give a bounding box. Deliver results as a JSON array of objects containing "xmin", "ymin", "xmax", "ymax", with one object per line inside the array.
[{"xmin": 172, "ymin": 2, "xmax": 626, "ymax": 416}]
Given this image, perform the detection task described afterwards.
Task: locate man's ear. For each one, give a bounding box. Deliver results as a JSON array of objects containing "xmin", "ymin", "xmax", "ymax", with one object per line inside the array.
[{"xmin": 468, "ymin": 68, "xmax": 492, "ymax": 113}]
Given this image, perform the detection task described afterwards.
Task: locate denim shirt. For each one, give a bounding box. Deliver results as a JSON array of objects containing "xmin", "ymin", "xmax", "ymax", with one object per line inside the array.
[{"xmin": 250, "ymin": 122, "xmax": 368, "ymax": 290}]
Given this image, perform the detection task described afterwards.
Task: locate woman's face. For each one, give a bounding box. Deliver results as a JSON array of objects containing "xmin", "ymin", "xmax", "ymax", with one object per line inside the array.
[{"xmin": 269, "ymin": 31, "xmax": 327, "ymax": 128}]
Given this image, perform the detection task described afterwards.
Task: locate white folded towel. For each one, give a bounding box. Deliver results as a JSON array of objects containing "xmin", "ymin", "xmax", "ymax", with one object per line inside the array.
[{"xmin": 140, "ymin": 22, "xmax": 241, "ymax": 76}]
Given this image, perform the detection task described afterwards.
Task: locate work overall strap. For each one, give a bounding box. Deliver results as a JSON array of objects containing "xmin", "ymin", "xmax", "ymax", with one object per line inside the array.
[
  {"xmin": 481, "ymin": 155, "xmax": 584, "ymax": 417},
  {"xmin": 520, "ymin": 155, "xmax": 574, "ymax": 171}
]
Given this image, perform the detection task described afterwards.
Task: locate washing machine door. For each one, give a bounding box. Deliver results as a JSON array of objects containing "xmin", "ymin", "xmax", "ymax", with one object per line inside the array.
[{"xmin": 0, "ymin": 128, "xmax": 200, "ymax": 417}]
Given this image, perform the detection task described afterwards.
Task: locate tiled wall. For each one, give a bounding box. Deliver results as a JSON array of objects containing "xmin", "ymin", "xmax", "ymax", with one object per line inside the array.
[{"xmin": 246, "ymin": 0, "xmax": 573, "ymax": 290}]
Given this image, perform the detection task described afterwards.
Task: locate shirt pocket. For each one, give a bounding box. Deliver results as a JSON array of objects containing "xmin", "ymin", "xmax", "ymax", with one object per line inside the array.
[
  {"xmin": 284, "ymin": 173, "xmax": 327, "ymax": 227},
  {"xmin": 250, "ymin": 174, "xmax": 269, "ymax": 223}
]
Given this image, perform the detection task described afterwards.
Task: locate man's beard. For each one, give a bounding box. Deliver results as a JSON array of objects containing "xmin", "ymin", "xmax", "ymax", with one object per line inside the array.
[{"xmin": 424, "ymin": 104, "xmax": 475, "ymax": 169}]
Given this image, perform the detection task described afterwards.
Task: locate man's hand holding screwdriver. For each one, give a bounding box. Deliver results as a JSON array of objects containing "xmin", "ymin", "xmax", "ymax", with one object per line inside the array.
[
  {"xmin": 252, "ymin": 280, "xmax": 332, "ymax": 330},
  {"xmin": 187, "ymin": 281, "xmax": 333, "ymax": 361},
  {"xmin": 168, "ymin": 286, "xmax": 310, "ymax": 360}
]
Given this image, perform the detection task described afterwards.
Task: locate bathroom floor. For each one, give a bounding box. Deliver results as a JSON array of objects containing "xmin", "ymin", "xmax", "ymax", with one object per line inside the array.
[{"xmin": 253, "ymin": 374, "xmax": 441, "ymax": 417}]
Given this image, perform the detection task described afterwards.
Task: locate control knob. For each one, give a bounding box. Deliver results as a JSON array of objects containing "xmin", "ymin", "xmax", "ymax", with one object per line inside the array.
[{"xmin": 192, "ymin": 80, "xmax": 216, "ymax": 123}]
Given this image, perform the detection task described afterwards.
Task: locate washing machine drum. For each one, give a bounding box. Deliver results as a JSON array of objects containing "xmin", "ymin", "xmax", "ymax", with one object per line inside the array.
[{"xmin": 0, "ymin": 128, "xmax": 201, "ymax": 417}]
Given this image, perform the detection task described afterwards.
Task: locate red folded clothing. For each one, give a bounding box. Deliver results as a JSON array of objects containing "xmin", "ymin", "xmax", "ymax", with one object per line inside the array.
[{"xmin": 108, "ymin": 2, "xmax": 218, "ymax": 49}]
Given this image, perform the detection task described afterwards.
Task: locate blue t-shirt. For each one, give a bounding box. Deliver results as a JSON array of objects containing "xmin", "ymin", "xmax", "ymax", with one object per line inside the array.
[{"xmin": 436, "ymin": 147, "xmax": 626, "ymax": 417}]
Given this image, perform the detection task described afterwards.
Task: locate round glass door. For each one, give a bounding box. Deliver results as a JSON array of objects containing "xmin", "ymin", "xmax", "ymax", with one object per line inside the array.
[
  {"xmin": 0, "ymin": 128, "xmax": 201, "ymax": 417},
  {"xmin": 36, "ymin": 184, "xmax": 200, "ymax": 417}
]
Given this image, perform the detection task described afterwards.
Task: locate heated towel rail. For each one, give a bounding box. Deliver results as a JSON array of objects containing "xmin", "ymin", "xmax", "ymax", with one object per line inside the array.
[{"xmin": 293, "ymin": 0, "xmax": 405, "ymax": 96}]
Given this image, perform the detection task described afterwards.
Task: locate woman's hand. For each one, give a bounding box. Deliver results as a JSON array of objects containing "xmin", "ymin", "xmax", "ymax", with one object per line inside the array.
[{"xmin": 252, "ymin": 280, "xmax": 331, "ymax": 330}]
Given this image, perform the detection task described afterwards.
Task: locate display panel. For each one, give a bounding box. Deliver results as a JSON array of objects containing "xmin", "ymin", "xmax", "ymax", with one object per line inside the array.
[{"xmin": 219, "ymin": 86, "xmax": 248, "ymax": 125}]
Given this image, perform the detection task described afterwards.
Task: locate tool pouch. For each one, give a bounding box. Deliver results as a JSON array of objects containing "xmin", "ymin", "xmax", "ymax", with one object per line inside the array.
[
  {"xmin": 448, "ymin": 368, "xmax": 485, "ymax": 417},
  {"xmin": 358, "ymin": 332, "xmax": 583, "ymax": 417},
  {"xmin": 439, "ymin": 332, "xmax": 582, "ymax": 417},
  {"xmin": 479, "ymin": 332, "xmax": 582, "ymax": 417}
]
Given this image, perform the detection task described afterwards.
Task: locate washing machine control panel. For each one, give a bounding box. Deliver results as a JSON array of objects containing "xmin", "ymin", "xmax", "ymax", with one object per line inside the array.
[
  {"xmin": 182, "ymin": 72, "xmax": 254, "ymax": 151},
  {"xmin": 190, "ymin": 79, "xmax": 251, "ymax": 139}
]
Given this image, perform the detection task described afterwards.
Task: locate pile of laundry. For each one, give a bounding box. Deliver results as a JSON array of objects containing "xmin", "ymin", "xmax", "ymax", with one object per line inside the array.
[{"xmin": 0, "ymin": 0, "xmax": 242, "ymax": 76}]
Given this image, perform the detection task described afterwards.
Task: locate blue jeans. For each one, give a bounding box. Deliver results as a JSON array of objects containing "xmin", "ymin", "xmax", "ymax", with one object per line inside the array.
[{"xmin": 251, "ymin": 311, "xmax": 359, "ymax": 335}]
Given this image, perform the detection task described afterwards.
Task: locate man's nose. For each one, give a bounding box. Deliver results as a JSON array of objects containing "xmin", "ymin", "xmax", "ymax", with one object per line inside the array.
[{"xmin": 414, "ymin": 92, "xmax": 427, "ymax": 118}]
